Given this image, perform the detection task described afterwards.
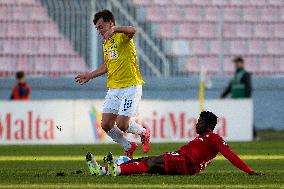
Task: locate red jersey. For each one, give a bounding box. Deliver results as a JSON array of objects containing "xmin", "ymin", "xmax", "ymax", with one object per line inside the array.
[
  {"xmin": 177, "ymin": 132, "xmax": 253, "ymax": 174},
  {"xmin": 11, "ymin": 83, "xmax": 31, "ymax": 100}
]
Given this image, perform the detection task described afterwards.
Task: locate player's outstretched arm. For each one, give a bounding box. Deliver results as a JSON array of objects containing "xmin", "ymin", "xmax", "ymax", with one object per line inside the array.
[
  {"xmin": 213, "ymin": 135, "xmax": 256, "ymax": 174},
  {"xmin": 75, "ymin": 63, "xmax": 107, "ymax": 85}
]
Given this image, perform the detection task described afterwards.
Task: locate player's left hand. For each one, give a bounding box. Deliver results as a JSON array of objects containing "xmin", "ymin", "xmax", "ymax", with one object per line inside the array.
[{"xmin": 103, "ymin": 27, "xmax": 115, "ymax": 41}]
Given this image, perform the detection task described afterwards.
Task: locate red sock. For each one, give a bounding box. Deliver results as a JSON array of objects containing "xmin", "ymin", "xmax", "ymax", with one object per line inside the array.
[{"xmin": 120, "ymin": 161, "xmax": 149, "ymax": 175}]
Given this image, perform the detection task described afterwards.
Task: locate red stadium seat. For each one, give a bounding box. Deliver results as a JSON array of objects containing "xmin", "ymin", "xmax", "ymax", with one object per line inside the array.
[
  {"xmin": 267, "ymin": 0, "xmax": 284, "ymax": 6},
  {"xmin": 258, "ymin": 57, "xmax": 279, "ymax": 74},
  {"xmin": 20, "ymin": 38, "xmax": 36, "ymax": 55},
  {"xmin": 212, "ymin": 0, "xmax": 230, "ymax": 6},
  {"xmin": 236, "ymin": 24, "xmax": 253, "ymax": 38},
  {"xmin": 179, "ymin": 23, "xmax": 199, "ymax": 39},
  {"xmin": 266, "ymin": 41, "xmax": 284, "ymax": 56},
  {"xmin": 229, "ymin": 40, "xmax": 248, "ymax": 55},
  {"xmin": 0, "ymin": 22, "xmax": 7, "ymax": 37},
  {"xmin": 184, "ymin": 7, "xmax": 202, "ymax": 21},
  {"xmin": 7, "ymin": 22, "xmax": 23, "ymax": 37},
  {"xmin": 244, "ymin": 57, "xmax": 260, "ymax": 75},
  {"xmin": 204, "ymin": 7, "xmax": 220, "ymax": 22},
  {"xmin": 38, "ymin": 39, "xmax": 54, "ymax": 55},
  {"xmin": 209, "ymin": 40, "xmax": 221, "ymax": 55},
  {"xmin": 198, "ymin": 23, "xmax": 218, "ymax": 38},
  {"xmin": 23, "ymin": 22, "xmax": 40, "ymax": 37},
  {"xmin": 166, "ymin": 7, "xmax": 182, "ymax": 21},
  {"xmin": 273, "ymin": 24, "xmax": 284, "ymax": 38},
  {"xmin": 0, "ymin": 5, "xmax": 8, "ymax": 21},
  {"xmin": 0, "ymin": 55, "xmax": 16, "ymax": 71},
  {"xmin": 132, "ymin": 0, "xmax": 152, "ymax": 6},
  {"xmin": 70, "ymin": 57, "xmax": 88, "ymax": 73},
  {"xmin": 175, "ymin": 0, "xmax": 195, "ymax": 6},
  {"xmin": 261, "ymin": 7, "xmax": 280, "ymax": 22},
  {"xmin": 200, "ymin": 56, "xmax": 220, "ymax": 74},
  {"xmin": 145, "ymin": 6, "xmax": 165, "ymax": 22},
  {"xmin": 186, "ymin": 57, "xmax": 200, "ymax": 73},
  {"xmin": 192, "ymin": 0, "xmax": 212, "ymax": 6},
  {"xmin": 254, "ymin": 24, "xmax": 271, "ymax": 38},
  {"xmin": 40, "ymin": 22, "xmax": 60, "ymax": 37},
  {"xmin": 16, "ymin": 55, "xmax": 32, "ymax": 72},
  {"xmin": 249, "ymin": 0, "xmax": 267, "ymax": 6},
  {"xmin": 248, "ymin": 40, "xmax": 266, "ymax": 55},
  {"xmin": 12, "ymin": 5, "xmax": 29, "ymax": 21},
  {"xmin": 153, "ymin": 0, "xmax": 172, "ymax": 6},
  {"xmin": 30, "ymin": 6, "xmax": 49, "ymax": 21},
  {"xmin": 223, "ymin": 7, "xmax": 242, "ymax": 22},
  {"xmin": 55, "ymin": 39, "xmax": 75, "ymax": 55},
  {"xmin": 191, "ymin": 40, "xmax": 209, "ymax": 55},
  {"xmin": 3, "ymin": 39, "xmax": 20, "ymax": 54},
  {"xmin": 223, "ymin": 57, "xmax": 235, "ymax": 75},
  {"xmin": 159, "ymin": 23, "xmax": 175, "ymax": 39},
  {"xmin": 242, "ymin": 7, "xmax": 260, "ymax": 22},
  {"xmin": 223, "ymin": 23, "xmax": 237, "ymax": 38},
  {"xmin": 230, "ymin": 0, "xmax": 251, "ymax": 6},
  {"xmin": 280, "ymin": 58, "xmax": 284, "ymax": 72}
]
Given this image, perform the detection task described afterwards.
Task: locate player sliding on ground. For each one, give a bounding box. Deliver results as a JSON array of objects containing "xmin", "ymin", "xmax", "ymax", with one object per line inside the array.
[
  {"xmin": 75, "ymin": 9, "xmax": 150, "ymax": 158},
  {"xmin": 86, "ymin": 111, "xmax": 259, "ymax": 176}
]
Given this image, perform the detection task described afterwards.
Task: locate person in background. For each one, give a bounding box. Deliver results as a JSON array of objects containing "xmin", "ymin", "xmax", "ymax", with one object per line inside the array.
[
  {"xmin": 220, "ymin": 57, "xmax": 256, "ymax": 139},
  {"xmin": 10, "ymin": 71, "xmax": 31, "ymax": 100},
  {"xmin": 221, "ymin": 56, "xmax": 252, "ymax": 99}
]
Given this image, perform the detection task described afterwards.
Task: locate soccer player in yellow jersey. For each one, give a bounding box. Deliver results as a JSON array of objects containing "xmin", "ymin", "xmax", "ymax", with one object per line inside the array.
[{"xmin": 75, "ymin": 10, "xmax": 151, "ymax": 158}]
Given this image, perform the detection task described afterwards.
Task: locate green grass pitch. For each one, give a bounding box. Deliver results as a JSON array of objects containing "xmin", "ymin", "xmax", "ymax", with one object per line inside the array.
[{"xmin": 0, "ymin": 141, "xmax": 283, "ymax": 189}]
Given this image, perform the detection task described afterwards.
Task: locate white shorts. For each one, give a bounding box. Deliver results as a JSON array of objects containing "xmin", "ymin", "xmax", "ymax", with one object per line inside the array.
[{"xmin": 102, "ymin": 85, "xmax": 142, "ymax": 117}]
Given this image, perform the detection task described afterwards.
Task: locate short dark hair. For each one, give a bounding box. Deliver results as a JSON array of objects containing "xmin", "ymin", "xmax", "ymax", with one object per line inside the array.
[
  {"xmin": 200, "ymin": 111, "xmax": 218, "ymax": 130},
  {"xmin": 93, "ymin": 9, "xmax": 115, "ymax": 25},
  {"xmin": 233, "ymin": 56, "xmax": 244, "ymax": 64},
  {"xmin": 16, "ymin": 71, "xmax": 25, "ymax": 80}
]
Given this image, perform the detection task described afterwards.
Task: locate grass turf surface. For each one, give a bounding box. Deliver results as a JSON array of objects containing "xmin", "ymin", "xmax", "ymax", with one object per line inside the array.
[{"xmin": 0, "ymin": 141, "xmax": 283, "ymax": 189}]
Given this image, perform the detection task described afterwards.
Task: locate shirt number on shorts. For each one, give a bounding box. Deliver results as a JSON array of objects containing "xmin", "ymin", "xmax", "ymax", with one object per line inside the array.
[{"xmin": 123, "ymin": 99, "xmax": 133, "ymax": 111}]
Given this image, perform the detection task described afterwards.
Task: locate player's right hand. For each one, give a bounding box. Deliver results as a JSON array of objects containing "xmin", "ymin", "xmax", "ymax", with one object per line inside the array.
[
  {"xmin": 248, "ymin": 171, "xmax": 263, "ymax": 176},
  {"xmin": 75, "ymin": 73, "xmax": 91, "ymax": 85}
]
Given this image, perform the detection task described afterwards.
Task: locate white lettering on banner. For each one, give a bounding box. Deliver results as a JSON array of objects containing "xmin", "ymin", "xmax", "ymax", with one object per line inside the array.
[{"xmin": 0, "ymin": 111, "xmax": 54, "ymax": 141}]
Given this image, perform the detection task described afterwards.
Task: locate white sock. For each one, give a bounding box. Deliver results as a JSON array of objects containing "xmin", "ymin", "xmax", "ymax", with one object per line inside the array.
[
  {"xmin": 100, "ymin": 167, "xmax": 106, "ymax": 175},
  {"xmin": 107, "ymin": 126, "xmax": 132, "ymax": 151},
  {"xmin": 116, "ymin": 166, "xmax": 121, "ymax": 176},
  {"xmin": 126, "ymin": 120, "xmax": 146, "ymax": 136}
]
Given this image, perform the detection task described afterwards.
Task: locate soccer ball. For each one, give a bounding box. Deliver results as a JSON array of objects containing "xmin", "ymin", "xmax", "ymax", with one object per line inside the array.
[{"xmin": 114, "ymin": 156, "xmax": 131, "ymax": 165}]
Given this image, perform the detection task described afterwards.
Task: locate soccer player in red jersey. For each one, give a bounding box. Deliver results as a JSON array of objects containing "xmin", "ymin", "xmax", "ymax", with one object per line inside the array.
[
  {"xmin": 10, "ymin": 71, "xmax": 31, "ymax": 100},
  {"xmin": 86, "ymin": 111, "xmax": 259, "ymax": 176}
]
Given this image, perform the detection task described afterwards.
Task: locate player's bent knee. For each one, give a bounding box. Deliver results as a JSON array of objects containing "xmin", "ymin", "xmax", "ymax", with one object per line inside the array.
[
  {"xmin": 116, "ymin": 121, "xmax": 129, "ymax": 132},
  {"xmin": 101, "ymin": 121, "xmax": 113, "ymax": 132}
]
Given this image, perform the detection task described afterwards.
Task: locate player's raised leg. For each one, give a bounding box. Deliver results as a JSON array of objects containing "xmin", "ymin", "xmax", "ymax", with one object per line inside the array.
[
  {"xmin": 116, "ymin": 85, "xmax": 151, "ymax": 154},
  {"xmin": 115, "ymin": 115, "xmax": 137, "ymax": 158},
  {"xmin": 101, "ymin": 113, "xmax": 133, "ymax": 154}
]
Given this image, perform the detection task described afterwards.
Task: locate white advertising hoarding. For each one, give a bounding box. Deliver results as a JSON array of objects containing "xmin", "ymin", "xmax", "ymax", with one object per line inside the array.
[
  {"xmin": 0, "ymin": 101, "xmax": 74, "ymax": 144},
  {"xmin": 0, "ymin": 99, "xmax": 253, "ymax": 144}
]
